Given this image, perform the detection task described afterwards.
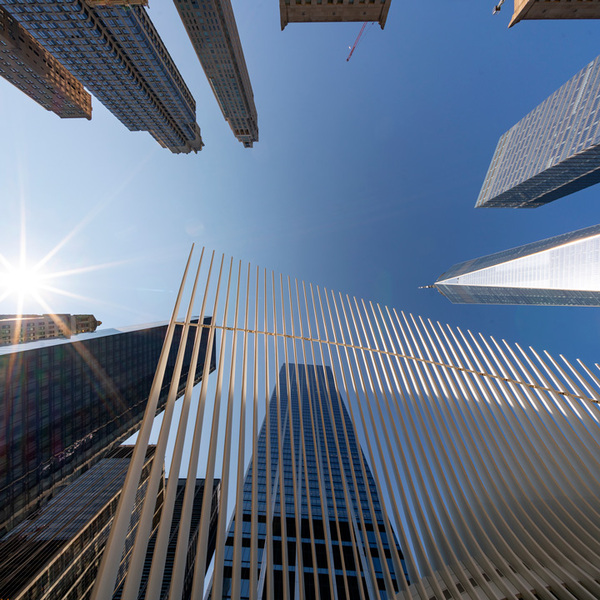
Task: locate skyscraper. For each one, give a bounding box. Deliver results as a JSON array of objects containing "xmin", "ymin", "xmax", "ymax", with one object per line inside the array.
[
  {"xmin": 0, "ymin": 6, "xmax": 91, "ymax": 119},
  {"xmin": 219, "ymin": 364, "xmax": 406, "ymax": 599},
  {"xmin": 509, "ymin": 0, "xmax": 600, "ymax": 27},
  {"xmin": 0, "ymin": 313, "xmax": 101, "ymax": 346},
  {"xmin": 476, "ymin": 55, "xmax": 600, "ymax": 208},
  {"xmin": 92, "ymin": 251, "xmax": 600, "ymax": 600},
  {"xmin": 0, "ymin": 317, "xmax": 215, "ymax": 534},
  {"xmin": 174, "ymin": 0, "xmax": 258, "ymax": 148},
  {"xmin": 113, "ymin": 478, "xmax": 221, "ymax": 600},
  {"xmin": 279, "ymin": 0, "xmax": 392, "ymax": 29},
  {"xmin": 0, "ymin": 1, "xmax": 203, "ymax": 153},
  {"xmin": 433, "ymin": 223, "xmax": 600, "ymax": 306},
  {"xmin": 0, "ymin": 445, "xmax": 160, "ymax": 600}
]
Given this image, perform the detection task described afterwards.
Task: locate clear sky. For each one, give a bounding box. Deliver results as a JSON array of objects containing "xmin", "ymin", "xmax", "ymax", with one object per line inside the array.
[{"xmin": 1, "ymin": 0, "xmax": 599, "ymax": 370}]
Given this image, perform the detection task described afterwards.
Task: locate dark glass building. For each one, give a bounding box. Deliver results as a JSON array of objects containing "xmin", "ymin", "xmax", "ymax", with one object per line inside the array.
[
  {"xmin": 0, "ymin": 445, "xmax": 160, "ymax": 600},
  {"xmin": 114, "ymin": 478, "xmax": 221, "ymax": 600},
  {"xmin": 476, "ymin": 55, "xmax": 600, "ymax": 208},
  {"xmin": 219, "ymin": 364, "xmax": 406, "ymax": 599},
  {"xmin": 0, "ymin": 0, "xmax": 203, "ymax": 152},
  {"xmin": 174, "ymin": 0, "xmax": 259, "ymax": 148},
  {"xmin": 434, "ymin": 223, "xmax": 600, "ymax": 306},
  {"xmin": 0, "ymin": 318, "xmax": 215, "ymax": 534}
]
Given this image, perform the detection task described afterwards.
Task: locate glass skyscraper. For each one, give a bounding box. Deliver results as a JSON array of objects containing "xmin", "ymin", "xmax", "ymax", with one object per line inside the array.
[
  {"xmin": 0, "ymin": 318, "xmax": 215, "ymax": 534},
  {"xmin": 0, "ymin": 445, "xmax": 159, "ymax": 600},
  {"xmin": 219, "ymin": 364, "xmax": 406, "ymax": 600},
  {"xmin": 434, "ymin": 223, "xmax": 600, "ymax": 305},
  {"xmin": 476, "ymin": 55, "xmax": 600, "ymax": 208}
]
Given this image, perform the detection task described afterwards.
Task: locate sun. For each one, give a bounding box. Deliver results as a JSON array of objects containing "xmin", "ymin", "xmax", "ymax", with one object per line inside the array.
[{"xmin": 1, "ymin": 265, "xmax": 45, "ymax": 297}]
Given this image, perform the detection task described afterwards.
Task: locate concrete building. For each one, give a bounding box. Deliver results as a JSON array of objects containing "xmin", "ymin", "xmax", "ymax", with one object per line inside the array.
[
  {"xmin": 434, "ymin": 224, "xmax": 600, "ymax": 306},
  {"xmin": 0, "ymin": 318, "xmax": 215, "ymax": 534},
  {"xmin": 0, "ymin": 314, "xmax": 101, "ymax": 346},
  {"xmin": 279, "ymin": 0, "xmax": 392, "ymax": 29},
  {"xmin": 0, "ymin": 446, "xmax": 160, "ymax": 600},
  {"xmin": 477, "ymin": 54, "xmax": 600, "ymax": 208},
  {"xmin": 510, "ymin": 0, "xmax": 600, "ymax": 27},
  {"xmin": 0, "ymin": 1, "xmax": 203, "ymax": 153},
  {"xmin": 174, "ymin": 0, "xmax": 258, "ymax": 148},
  {"xmin": 0, "ymin": 6, "xmax": 91, "ymax": 119}
]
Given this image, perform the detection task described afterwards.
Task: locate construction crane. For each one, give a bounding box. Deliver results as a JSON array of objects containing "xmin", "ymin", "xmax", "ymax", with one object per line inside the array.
[{"xmin": 346, "ymin": 22, "xmax": 369, "ymax": 62}]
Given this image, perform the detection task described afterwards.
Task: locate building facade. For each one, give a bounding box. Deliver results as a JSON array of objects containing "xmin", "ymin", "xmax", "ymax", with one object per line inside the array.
[
  {"xmin": 0, "ymin": 318, "xmax": 215, "ymax": 534},
  {"xmin": 0, "ymin": 0, "xmax": 203, "ymax": 152},
  {"xmin": 476, "ymin": 54, "xmax": 600, "ymax": 208},
  {"xmin": 434, "ymin": 223, "xmax": 600, "ymax": 306},
  {"xmin": 279, "ymin": 0, "xmax": 392, "ymax": 29},
  {"xmin": 114, "ymin": 478, "xmax": 220, "ymax": 600},
  {"xmin": 510, "ymin": 0, "xmax": 600, "ymax": 27},
  {"xmin": 0, "ymin": 445, "xmax": 160, "ymax": 600},
  {"xmin": 0, "ymin": 313, "xmax": 101, "ymax": 346},
  {"xmin": 0, "ymin": 6, "xmax": 91, "ymax": 119},
  {"xmin": 218, "ymin": 364, "xmax": 406, "ymax": 600},
  {"xmin": 174, "ymin": 0, "xmax": 258, "ymax": 148}
]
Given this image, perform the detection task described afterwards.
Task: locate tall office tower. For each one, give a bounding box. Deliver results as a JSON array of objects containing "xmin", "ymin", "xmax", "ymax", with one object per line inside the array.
[
  {"xmin": 0, "ymin": 317, "xmax": 215, "ymax": 534},
  {"xmin": 510, "ymin": 0, "xmax": 600, "ymax": 27},
  {"xmin": 0, "ymin": 445, "xmax": 161, "ymax": 600},
  {"xmin": 114, "ymin": 479, "xmax": 221, "ymax": 600},
  {"xmin": 279, "ymin": 0, "xmax": 392, "ymax": 29},
  {"xmin": 434, "ymin": 223, "xmax": 600, "ymax": 306},
  {"xmin": 476, "ymin": 55, "xmax": 600, "ymax": 208},
  {"xmin": 174, "ymin": 0, "xmax": 259, "ymax": 148},
  {"xmin": 92, "ymin": 251, "xmax": 600, "ymax": 600},
  {"xmin": 0, "ymin": 1, "xmax": 203, "ymax": 153},
  {"xmin": 0, "ymin": 6, "xmax": 91, "ymax": 119},
  {"xmin": 219, "ymin": 364, "xmax": 406, "ymax": 599},
  {"xmin": 0, "ymin": 313, "xmax": 102, "ymax": 346}
]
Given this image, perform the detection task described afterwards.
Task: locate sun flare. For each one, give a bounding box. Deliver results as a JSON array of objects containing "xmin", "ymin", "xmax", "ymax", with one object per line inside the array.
[{"xmin": 1, "ymin": 265, "xmax": 45, "ymax": 297}]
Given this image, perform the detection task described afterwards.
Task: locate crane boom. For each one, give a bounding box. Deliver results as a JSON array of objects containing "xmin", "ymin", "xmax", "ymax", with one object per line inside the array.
[{"xmin": 346, "ymin": 22, "xmax": 367, "ymax": 62}]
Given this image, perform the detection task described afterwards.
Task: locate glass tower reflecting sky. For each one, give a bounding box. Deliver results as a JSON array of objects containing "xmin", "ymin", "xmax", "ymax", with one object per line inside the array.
[
  {"xmin": 476, "ymin": 55, "xmax": 600, "ymax": 208},
  {"xmin": 434, "ymin": 223, "xmax": 600, "ymax": 306},
  {"xmin": 219, "ymin": 364, "xmax": 406, "ymax": 600}
]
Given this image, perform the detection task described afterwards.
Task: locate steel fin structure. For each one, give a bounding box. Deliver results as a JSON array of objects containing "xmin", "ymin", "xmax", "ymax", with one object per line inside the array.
[{"xmin": 92, "ymin": 247, "xmax": 600, "ymax": 600}]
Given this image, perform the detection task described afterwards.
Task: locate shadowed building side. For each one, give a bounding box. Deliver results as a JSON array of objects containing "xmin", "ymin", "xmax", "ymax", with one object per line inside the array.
[
  {"xmin": 279, "ymin": 0, "xmax": 392, "ymax": 29},
  {"xmin": 510, "ymin": 0, "xmax": 600, "ymax": 26},
  {"xmin": 0, "ymin": 6, "xmax": 91, "ymax": 119},
  {"xmin": 0, "ymin": 317, "xmax": 216, "ymax": 535}
]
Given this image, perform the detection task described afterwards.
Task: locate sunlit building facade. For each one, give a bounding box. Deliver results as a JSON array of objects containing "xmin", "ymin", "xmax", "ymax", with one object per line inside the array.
[
  {"xmin": 434, "ymin": 223, "xmax": 600, "ymax": 306},
  {"xmin": 174, "ymin": 0, "xmax": 258, "ymax": 148},
  {"xmin": 510, "ymin": 0, "xmax": 600, "ymax": 27},
  {"xmin": 219, "ymin": 364, "xmax": 406, "ymax": 599},
  {"xmin": 476, "ymin": 55, "xmax": 600, "ymax": 208},
  {"xmin": 0, "ymin": 6, "xmax": 91, "ymax": 119},
  {"xmin": 0, "ymin": 313, "xmax": 101, "ymax": 346},
  {"xmin": 0, "ymin": 0, "xmax": 203, "ymax": 152},
  {"xmin": 0, "ymin": 318, "xmax": 215, "ymax": 534},
  {"xmin": 0, "ymin": 445, "xmax": 159, "ymax": 600},
  {"xmin": 279, "ymin": 0, "xmax": 392, "ymax": 29}
]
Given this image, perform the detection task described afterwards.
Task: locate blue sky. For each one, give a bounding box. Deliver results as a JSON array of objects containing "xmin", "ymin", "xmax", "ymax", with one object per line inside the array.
[{"xmin": 1, "ymin": 0, "xmax": 599, "ymax": 369}]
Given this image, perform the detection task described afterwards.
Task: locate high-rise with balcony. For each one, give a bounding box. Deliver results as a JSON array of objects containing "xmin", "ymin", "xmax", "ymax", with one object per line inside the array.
[
  {"xmin": 476, "ymin": 55, "xmax": 600, "ymax": 208},
  {"xmin": 0, "ymin": 6, "xmax": 91, "ymax": 119},
  {"xmin": 0, "ymin": 318, "xmax": 215, "ymax": 534},
  {"xmin": 434, "ymin": 223, "xmax": 600, "ymax": 306},
  {"xmin": 0, "ymin": 0, "xmax": 203, "ymax": 152},
  {"xmin": 174, "ymin": 0, "xmax": 258, "ymax": 148},
  {"xmin": 279, "ymin": 0, "xmax": 392, "ymax": 29}
]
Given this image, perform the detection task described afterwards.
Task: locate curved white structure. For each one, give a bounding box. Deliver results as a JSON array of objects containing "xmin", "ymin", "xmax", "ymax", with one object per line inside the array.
[{"xmin": 92, "ymin": 249, "xmax": 600, "ymax": 600}]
